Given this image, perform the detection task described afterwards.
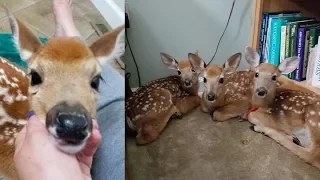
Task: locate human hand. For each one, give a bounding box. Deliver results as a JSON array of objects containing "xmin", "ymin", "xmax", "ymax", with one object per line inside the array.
[{"xmin": 14, "ymin": 111, "xmax": 102, "ymax": 180}]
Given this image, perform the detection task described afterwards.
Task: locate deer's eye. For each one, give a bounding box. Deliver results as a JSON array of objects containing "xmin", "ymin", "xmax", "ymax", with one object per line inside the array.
[
  {"xmin": 255, "ymin": 72, "xmax": 259, "ymax": 78},
  {"xmin": 219, "ymin": 78, "xmax": 224, "ymax": 84},
  {"xmin": 203, "ymin": 77, "xmax": 207, "ymax": 83},
  {"xmin": 30, "ymin": 70, "xmax": 42, "ymax": 86},
  {"xmin": 91, "ymin": 75, "xmax": 102, "ymax": 90},
  {"xmin": 177, "ymin": 70, "xmax": 181, "ymax": 75},
  {"xmin": 272, "ymin": 75, "xmax": 277, "ymax": 81},
  {"xmin": 192, "ymin": 69, "xmax": 196, "ymax": 73}
]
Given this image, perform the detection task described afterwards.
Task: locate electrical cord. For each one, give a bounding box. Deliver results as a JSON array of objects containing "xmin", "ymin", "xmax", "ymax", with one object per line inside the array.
[
  {"xmin": 208, "ymin": 0, "xmax": 236, "ymax": 65},
  {"xmin": 125, "ymin": 30, "xmax": 142, "ymax": 87}
]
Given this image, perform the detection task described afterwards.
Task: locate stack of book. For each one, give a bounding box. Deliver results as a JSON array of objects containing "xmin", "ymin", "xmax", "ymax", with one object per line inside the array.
[{"xmin": 259, "ymin": 11, "xmax": 320, "ymax": 82}]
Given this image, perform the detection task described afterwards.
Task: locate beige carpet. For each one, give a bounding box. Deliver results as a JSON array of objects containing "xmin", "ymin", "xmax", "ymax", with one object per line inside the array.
[{"xmin": 127, "ymin": 107, "xmax": 320, "ymax": 180}]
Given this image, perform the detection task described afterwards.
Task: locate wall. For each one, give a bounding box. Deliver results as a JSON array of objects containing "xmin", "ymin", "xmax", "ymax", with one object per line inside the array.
[{"xmin": 124, "ymin": 0, "xmax": 253, "ymax": 88}]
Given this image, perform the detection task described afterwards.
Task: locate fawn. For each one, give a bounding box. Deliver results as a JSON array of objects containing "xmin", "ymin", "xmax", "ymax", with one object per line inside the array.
[
  {"xmin": 126, "ymin": 52, "xmax": 202, "ymax": 145},
  {"xmin": 189, "ymin": 52, "xmax": 254, "ymax": 121},
  {"xmin": 0, "ymin": 9, "xmax": 125, "ymax": 179},
  {"xmin": 244, "ymin": 46, "xmax": 320, "ymax": 169}
]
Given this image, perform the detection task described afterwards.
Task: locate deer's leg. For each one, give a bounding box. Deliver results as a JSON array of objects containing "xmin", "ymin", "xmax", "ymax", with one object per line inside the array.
[
  {"xmin": 252, "ymin": 125, "xmax": 320, "ymax": 168},
  {"xmin": 136, "ymin": 105, "xmax": 178, "ymax": 145},
  {"xmin": 212, "ymin": 101, "xmax": 250, "ymax": 122},
  {"xmin": 175, "ymin": 95, "xmax": 201, "ymax": 115},
  {"xmin": 248, "ymin": 111, "xmax": 292, "ymax": 136},
  {"xmin": 200, "ymin": 98, "xmax": 209, "ymax": 113}
]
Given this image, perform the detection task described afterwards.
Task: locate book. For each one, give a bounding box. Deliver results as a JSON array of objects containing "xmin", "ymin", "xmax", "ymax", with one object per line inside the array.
[
  {"xmin": 269, "ymin": 16, "xmax": 310, "ymax": 66},
  {"xmin": 262, "ymin": 11, "xmax": 301, "ymax": 63},
  {"xmin": 296, "ymin": 27, "xmax": 307, "ymax": 81},
  {"xmin": 280, "ymin": 25, "xmax": 287, "ymax": 64},
  {"xmin": 311, "ymin": 36, "xmax": 320, "ymax": 88},
  {"xmin": 308, "ymin": 27, "xmax": 320, "ymax": 55},
  {"xmin": 303, "ymin": 30, "xmax": 310, "ymax": 80},
  {"xmin": 258, "ymin": 13, "xmax": 268, "ymax": 62},
  {"xmin": 268, "ymin": 18, "xmax": 282, "ymax": 65},
  {"xmin": 287, "ymin": 19, "xmax": 318, "ymax": 79}
]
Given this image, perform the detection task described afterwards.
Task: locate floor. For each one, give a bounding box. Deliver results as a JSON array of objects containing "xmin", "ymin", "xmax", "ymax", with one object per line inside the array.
[
  {"xmin": 127, "ymin": 107, "xmax": 320, "ymax": 180},
  {"xmin": 0, "ymin": 0, "xmax": 124, "ymax": 75}
]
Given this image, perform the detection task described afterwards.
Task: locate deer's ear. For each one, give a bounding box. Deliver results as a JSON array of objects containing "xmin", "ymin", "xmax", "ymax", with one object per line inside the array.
[
  {"xmin": 194, "ymin": 50, "xmax": 199, "ymax": 56},
  {"xmin": 223, "ymin": 52, "xmax": 241, "ymax": 74},
  {"xmin": 278, "ymin": 56, "xmax": 299, "ymax": 74},
  {"xmin": 188, "ymin": 53, "xmax": 206, "ymax": 73},
  {"xmin": 7, "ymin": 9, "xmax": 42, "ymax": 61},
  {"xmin": 90, "ymin": 25, "xmax": 125, "ymax": 66},
  {"xmin": 160, "ymin": 52, "xmax": 179, "ymax": 70},
  {"xmin": 245, "ymin": 46, "xmax": 260, "ymax": 68}
]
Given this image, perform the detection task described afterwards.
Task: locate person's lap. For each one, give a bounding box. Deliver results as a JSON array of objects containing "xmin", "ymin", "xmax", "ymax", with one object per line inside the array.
[{"xmin": 91, "ymin": 63, "xmax": 125, "ymax": 180}]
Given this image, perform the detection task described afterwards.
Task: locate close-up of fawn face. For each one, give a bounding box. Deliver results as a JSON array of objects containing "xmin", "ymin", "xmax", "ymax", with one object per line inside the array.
[
  {"xmin": 245, "ymin": 46, "xmax": 299, "ymax": 102},
  {"xmin": 190, "ymin": 53, "xmax": 241, "ymax": 102},
  {"xmin": 160, "ymin": 51, "xmax": 201, "ymax": 89},
  {"xmin": 8, "ymin": 12, "xmax": 125, "ymax": 154}
]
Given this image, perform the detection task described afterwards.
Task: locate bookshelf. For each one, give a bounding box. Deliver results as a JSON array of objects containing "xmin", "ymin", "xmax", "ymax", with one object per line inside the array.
[{"xmin": 250, "ymin": 0, "xmax": 320, "ymax": 95}]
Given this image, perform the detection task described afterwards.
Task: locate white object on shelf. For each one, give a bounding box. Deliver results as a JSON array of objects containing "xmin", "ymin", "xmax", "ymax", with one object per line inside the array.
[{"xmin": 311, "ymin": 36, "xmax": 320, "ymax": 88}]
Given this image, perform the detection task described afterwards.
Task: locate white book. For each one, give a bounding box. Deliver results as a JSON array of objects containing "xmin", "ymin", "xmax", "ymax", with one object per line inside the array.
[
  {"xmin": 311, "ymin": 36, "xmax": 320, "ymax": 88},
  {"xmin": 280, "ymin": 25, "xmax": 287, "ymax": 63}
]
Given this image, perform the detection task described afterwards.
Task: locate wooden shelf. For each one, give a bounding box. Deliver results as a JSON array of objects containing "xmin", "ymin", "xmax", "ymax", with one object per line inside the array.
[{"xmin": 250, "ymin": 0, "xmax": 320, "ymax": 96}]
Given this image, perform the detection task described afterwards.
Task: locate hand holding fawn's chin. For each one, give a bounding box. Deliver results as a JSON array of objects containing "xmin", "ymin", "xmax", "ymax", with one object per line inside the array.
[{"xmin": 14, "ymin": 115, "xmax": 101, "ymax": 180}]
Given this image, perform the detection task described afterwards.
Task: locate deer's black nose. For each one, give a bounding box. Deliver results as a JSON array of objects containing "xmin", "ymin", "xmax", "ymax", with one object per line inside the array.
[
  {"xmin": 184, "ymin": 79, "xmax": 192, "ymax": 87},
  {"xmin": 207, "ymin": 93, "xmax": 216, "ymax": 101},
  {"xmin": 256, "ymin": 87, "xmax": 267, "ymax": 97},
  {"xmin": 55, "ymin": 113, "xmax": 88, "ymax": 141}
]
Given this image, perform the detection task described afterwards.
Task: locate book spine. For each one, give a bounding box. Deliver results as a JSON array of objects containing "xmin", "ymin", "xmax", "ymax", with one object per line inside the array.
[
  {"xmin": 290, "ymin": 23, "xmax": 298, "ymax": 79},
  {"xmin": 269, "ymin": 19, "xmax": 281, "ymax": 65},
  {"xmin": 302, "ymin": 30, "xmax": 310, "ymax": 80},
  {"xmin": 258, "ymin": 13, "xmax": 267, "ymax": 62},
  {"xmin": 285, "ymin": 23, "xmax": 291, "ymax": 59},
  {"xmin": 280, "ymin": 25, "xmax": 287, "ymax": 63},
  {"xmin": 295, "ymin": 28, "xmax": 306, "ymax": 81},
  {"xmin": 263, "ymin": 17, "xmax": 273, "ymax": 63},
  {"xmin": 311, "ymin": 36, "xmax": 320, "ymax": 87}
]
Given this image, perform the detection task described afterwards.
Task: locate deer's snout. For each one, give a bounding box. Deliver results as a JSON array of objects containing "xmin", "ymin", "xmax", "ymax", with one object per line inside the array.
[
  {"xmin": 207, "ymin": 93, "xmax": 216, "ymax": 101},
  {"xmin": 46, "ymin": 101, "xmax": 92, "ymax": 150},
  {"xmin": 256, "ymin": 87, "xmax": 267, "ymax": 97},
  {"xmin": 55, "ymin": 113, "xmax": 88, "ymax": 142},
  {"xmin": 184, "ymin": 79, "xmax": 192, "ymax": 87}
]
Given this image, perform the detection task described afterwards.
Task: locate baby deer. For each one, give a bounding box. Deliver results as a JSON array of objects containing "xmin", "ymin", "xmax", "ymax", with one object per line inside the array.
[
  {"xmin": 189, "ymin": 52, "xmax": 253, "ymax": 121},
  {"xmin": 245, "ymin": 46, "xmax": 320, "ymax": 169},
  {"xmin": 126, "ymin": 52, "xmax": 202, "ymax": 145},
  {"xmin": 0, "ymin": 9, "xmax": 125, "ymax": 179}
]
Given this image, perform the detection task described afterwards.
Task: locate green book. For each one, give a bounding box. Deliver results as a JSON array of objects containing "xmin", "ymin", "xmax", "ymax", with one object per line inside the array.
[
  {"xmin": 309, "ymin": 27, "xmax": 320, "ymax": 53},
  {"xmin": 303, "ymin": 30, "xmax": 310, "ymax": 80}
]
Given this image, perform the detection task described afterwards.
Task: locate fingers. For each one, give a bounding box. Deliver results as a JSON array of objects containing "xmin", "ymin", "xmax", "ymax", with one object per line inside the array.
[{"xmin": 81, "ymin": 119, "xmax": 102, "ymax": 157}]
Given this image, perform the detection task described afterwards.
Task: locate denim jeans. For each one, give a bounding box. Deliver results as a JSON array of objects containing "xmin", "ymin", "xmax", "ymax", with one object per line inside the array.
[{"xmin": 91, "ymin": 63, "xmax": 125, "ymax": 180}]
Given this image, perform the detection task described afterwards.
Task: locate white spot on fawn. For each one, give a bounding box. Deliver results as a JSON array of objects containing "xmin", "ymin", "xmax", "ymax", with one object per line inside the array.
[{"xmin": 310, "ymin": 111, "xmax": 316, "ymax": 115}]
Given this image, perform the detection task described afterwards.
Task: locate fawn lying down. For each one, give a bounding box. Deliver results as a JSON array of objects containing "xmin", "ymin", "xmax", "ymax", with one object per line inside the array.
[
  {"xmin": 0, "ymin": 9, "xmax": 125, "ymax": 179},
  {"xmin": 245, "ymin": 46, "xmax": 320, "ymax": 169},
  {"xmin": 188, "ymin": 52, "xmax": 254, "ymax": 121},
  {"xmin": 126, "ymin": 52, "xmax": 203, "ymax": 145}
]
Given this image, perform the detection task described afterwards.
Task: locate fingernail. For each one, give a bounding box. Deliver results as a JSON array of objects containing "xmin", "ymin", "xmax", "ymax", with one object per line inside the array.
[{"xmin": 27, "ymin": 110, "xmax": 35, "ymax": 119}]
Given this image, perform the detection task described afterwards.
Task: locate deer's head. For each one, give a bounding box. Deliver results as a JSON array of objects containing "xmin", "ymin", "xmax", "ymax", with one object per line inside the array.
[
  {"xmin": 189, "ymin": 53, "xmax": 241, "ymax": 103},
  {"xmin": 245, "ymin": 46, "xmax": 298, "ymax": 106},
  {"xmin": 8, "ymin": 13, "xmax": 125, "ymax": 154},
  {"xmin": 160, "ymin": 51, "xmax": 202, "ymax": 94}
]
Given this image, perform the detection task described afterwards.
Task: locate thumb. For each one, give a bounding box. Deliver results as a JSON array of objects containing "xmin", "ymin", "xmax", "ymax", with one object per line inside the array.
[{"xmin": 26, "ymin": 111, "xmax": 48, "ymax": 135}]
